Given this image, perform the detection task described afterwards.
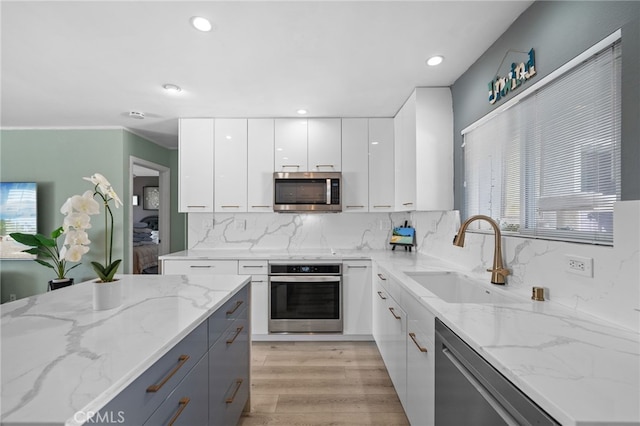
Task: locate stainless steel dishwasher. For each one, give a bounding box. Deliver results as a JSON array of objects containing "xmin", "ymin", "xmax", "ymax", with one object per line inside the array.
[{"xmin": 435, "ymin": 319, "xmax": 559, "ymax": 425}]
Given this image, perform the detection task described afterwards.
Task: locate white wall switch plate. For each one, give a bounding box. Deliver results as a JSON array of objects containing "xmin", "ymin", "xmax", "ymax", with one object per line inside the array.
[{"xmin": 565, "ymin": 255, "xmax": 593, "ymax": 277}]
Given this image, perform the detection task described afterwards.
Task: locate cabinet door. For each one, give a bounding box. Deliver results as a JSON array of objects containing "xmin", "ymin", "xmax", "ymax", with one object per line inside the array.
[
  {"xmin": 144, "ymin": 355, "xmax": 209, "ymax": 426},
  {"xmin": 274, "ymin": 118, "xmax": 308, "ymax": 171},
  {"xmin": 395, "ymin": 92, "xmax": 417, "ymax": 211},
  {"xmin": 341, "ymin": 118, "xmax": 369, "ymax": 212},
  {"xmin": 368, "ymin": 118, "xmax": 394, "ymax": 212},
  {"xmin": 179, "ymin": 119, "xmax": 214, "ymax": 212},
  {"xmin": 308, "ymin": 118, "xmax": 341, "ymax": 171},
  {"xmin": 343, "ymin": 260, "xmax": 372, "ymax": 335},
  {"xmin": 247, "ymin": 119, "xmax": 274, "ymax": 212},
  {"xmin": 215, "ymin": 119, "xmax": 248, "ymax": 212},
  {"xmin": 238, "ymin": 260, "xmax": 269, "ymax": 336}
]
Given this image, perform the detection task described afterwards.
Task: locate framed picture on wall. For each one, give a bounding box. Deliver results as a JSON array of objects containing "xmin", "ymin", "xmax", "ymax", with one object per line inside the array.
[{"xmin": 143, "ymin": 186, "xmax": 159, "ymax": 210}]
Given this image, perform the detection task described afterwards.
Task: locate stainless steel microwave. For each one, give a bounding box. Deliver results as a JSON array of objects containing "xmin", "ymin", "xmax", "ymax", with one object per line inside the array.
[{"xmin": 273, "ymin": 172, "xmax": 342, "ymax": 213}]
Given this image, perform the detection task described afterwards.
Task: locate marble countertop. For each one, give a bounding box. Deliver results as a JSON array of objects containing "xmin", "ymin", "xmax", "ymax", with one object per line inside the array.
[
  {"xmin": 160, "ymin": 248, "xmax": 640, "ymax": 425},
  {"xmin": 0, "ymin": 274, "xmax": 251, "ymax": 426},
  {"xmin": 373, "ymin": 254, "xmax": 640, "ymax": 426}
]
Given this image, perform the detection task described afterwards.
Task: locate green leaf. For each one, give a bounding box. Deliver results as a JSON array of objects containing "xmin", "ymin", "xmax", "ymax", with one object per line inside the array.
[
  {"xmin": 35, "ymin": 234, "xmax": 56, "ymax": 247},
  {"xmin": 34, "ymin": 259, "xmax": 55, "ymax": 270},
  {"xmin": 51, "ymin": 227, "xmax": 64, "ymax": 239},
  {"xmin": 9, "ymin": 233, "xmax": 39, "ymax": 247},
  {"xmin": 91, "ymin": 260, "xmax": 121, "ymax": 282},
  {"xmin": 22, "ymin": 248, "xmax": 41, "ymax": 255}
]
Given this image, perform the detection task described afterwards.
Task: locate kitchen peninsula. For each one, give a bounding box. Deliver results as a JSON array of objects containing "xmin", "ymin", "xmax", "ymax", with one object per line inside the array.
[{"xmin": 0, "ymin": 274, "xmax": 251, "ymax": 426}]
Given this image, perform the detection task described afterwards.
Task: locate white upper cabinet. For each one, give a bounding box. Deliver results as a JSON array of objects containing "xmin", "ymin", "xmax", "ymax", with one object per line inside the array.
[
  {"xmin": 308, "ymin": 118, "xmax": 341, "ymax": 171},
  {"xmin": 395, "ymin": 91, "xmax": 417, "ymax": 211},
  {"xmin": 214, "ymin": 119, "xmax": 248, "ymax": 212},
  {"xmin": 274, "ymin": 119, "xmax": 308, "ymax": 172},
  {"xmin": 247, "ymin": 119, "xmax": 275, "ymax": 212},
  {"xmin": 341, "ymin": 118, "xmax": 369, "ymax": 212},
  {"xmin": 368, "ymin": 118, "xmax": 395, "ymax": 212},
  {"xmin": 415, "ymin": 88, "xmax": 453, "ymax": 211},
  {"xmin": 179, "ymin": 118, "xmax": 214, "ymax": 212},
  {"xmin": 393, "ymin": 88, "xmax": 453, "ymax": 212}
]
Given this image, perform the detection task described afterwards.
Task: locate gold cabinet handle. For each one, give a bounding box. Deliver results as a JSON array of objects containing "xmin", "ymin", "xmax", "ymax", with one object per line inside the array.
[
  {"xmin": 226, "ymin": 326, "xmax": 244, "ymax": 344},
  {"xmin": 226, "ymin": 300, "xmax": 244, "ymax": 315},
  {"xmin": 168, "ymin": 397, "xmax": 190, "ymax": 426},
  {"xmin": 388, "ymin": 307, "xmax": 401, "ymax": 320},
  {"xmin": 373, "ymin": 205, "xmax": 391, "ymax": 208},
  {"xmin": 146, "ymin": 355, "xmax": 190, "ymax": 392},
  {"xmin": 377, "ymin": 291, "xmax": 387, "ymax": 300},
  {"xmin": 225, "ymin": 379, "xmax": 244, "ymax": 403},
  {"xmin": 186, "ymin": 205, "xmax": 207, "ymax": 208},
  {"xmin": 347, "ymin": 265, "xmax": 368, "ymax": 269},
  {"xmin": 190, "ymin": 265, "xmax": 212, "ymax": 268},
  {"xmin": 346, "ymin": 205, "xmax": 365, "ymax": 208},
  {"xmin": 281, "ymin": 165, "xmax": 300, "ymax": 169},
  {"xmin": 221, "ymin": 205, "xmax": 240, "ymax": 208},
  {"xmin": 402, "ymin": 202, "xmax": 414, "ymax": 206},
  {"xmin": 315, "ymin": 164, "xmax": 335, "ymax": 168},
  {"xmin": 251, "ymin": 205, "xmax": 271, "ymax": 208},
  {"xmin": 242, "ymin": 265, "xmax": 265, "ymax": 269},
  {"xmin": 377, "ymin": 273, "xmax": 387, "ymax": 280},
  {"xmin": 409, "ymin": 332, "xmax": 428, "ymax": 353}
]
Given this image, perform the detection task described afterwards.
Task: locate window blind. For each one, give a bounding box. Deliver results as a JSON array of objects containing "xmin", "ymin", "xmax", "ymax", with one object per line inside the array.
[{"xmin": 463, "ymin": 41, "xmax": 621, "ymax": 244}]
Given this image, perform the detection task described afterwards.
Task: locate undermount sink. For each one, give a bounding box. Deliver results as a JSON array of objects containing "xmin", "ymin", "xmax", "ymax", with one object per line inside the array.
[{"xmin": 404, "ymin": 271, "xmax": 520, "ymax": 304}]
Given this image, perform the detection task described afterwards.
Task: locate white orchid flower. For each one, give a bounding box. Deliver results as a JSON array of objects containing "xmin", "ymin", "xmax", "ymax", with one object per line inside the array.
[
  {"xmin": 84, "ymin": 173, "xmax": 122, "ymax": 208},
  {"xmin": 70, "ymin": 191, "xmax": 100, "ymax": 215},
  {"xmin": 63, "ymin": 212, "xmax": 92, "ymax": 231},
  {"xmin": 61, "ymin": 244, "xmax": 90, "ymax": 262},
  {"xmin": 64, "ymin": 229, "xmax": 91, "ymax": 246},
  {"xmin": 60, "ymin": 197, "xmax": 73, "ymax": 215}
]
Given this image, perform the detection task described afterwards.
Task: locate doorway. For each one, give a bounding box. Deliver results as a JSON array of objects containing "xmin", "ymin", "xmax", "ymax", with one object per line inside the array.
[{"xmin": 129, "ymin": 156, "xmax": 170, "ymax": 274}]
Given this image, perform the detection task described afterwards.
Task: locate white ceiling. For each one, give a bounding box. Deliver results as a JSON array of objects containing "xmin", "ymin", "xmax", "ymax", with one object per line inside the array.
[{"xmin": 1, "ymin": 1, "xmax": 533, "ymax": 149}]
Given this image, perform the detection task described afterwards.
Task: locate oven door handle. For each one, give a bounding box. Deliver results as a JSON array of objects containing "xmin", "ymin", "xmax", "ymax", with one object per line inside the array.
[{"xmin": 269, "ymin": 276, "xmax": 340, "ymax": 283}]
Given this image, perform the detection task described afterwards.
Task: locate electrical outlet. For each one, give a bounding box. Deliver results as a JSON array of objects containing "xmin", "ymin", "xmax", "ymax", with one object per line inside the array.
[
  {"xmin": 9, "ymin": 294, "xmax": 16, "ymax": 301},
  {"xmin": 235, "ymin": 219, "xmax": 246, "ymax": 230},
  {"xmin": 565, "ymin": 255, "xmax": 593, "ymax": 277}
]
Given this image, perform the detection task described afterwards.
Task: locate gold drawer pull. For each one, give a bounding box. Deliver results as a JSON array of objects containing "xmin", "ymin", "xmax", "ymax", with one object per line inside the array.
[
  {"xmin": 409, "ymin": 332, "xmax": 428, "ymax": 352},
  {"xmin": 221, "ymin": 205, "xmax": 240, "ymax": 208},
  {"xmin": 226, "ymin": 300, "xmax": 244, "ymax": 315},
  {"xmin": 251, "ymin": 205, "xmax": 271, "ymax": 208},
  {"xmin": 346, "ymin": 205, "xmax": 364, "ymax": 208},
  {"xmin": 186, "ymin": 205, "xmax": 206, "ymax": 208},
  {"xmin": 226, "ymin": 326, "xmax": 244, "ymax": 344},
  {"xmin": 388, "ymin": 307, "xmax": 401, "ymax": 320},
  {"xmin": 146, "ymin": 355, "xmax": 190, "ymax": 392},
  {"xmin": 225, "ymin": 379, "xmax": 244, "ymax": 404},
  {"xmin": 377, "ymin": 273, "xmax": 387, "ymax": 280},
  {"xmin": 281, "ymin": 165, "xmax": 300, "ymax": 169},
  {"xmin": 402, "ymin": 202, "xmax": 414, "ymax": 206},
  {"xmin": 377, "ymin": 291, "xmax": 387, "ymax": 300},
  {"xmin": 315, "ymin": 164, "xmax": 335, "ymax": 168},
  {"xmin": 168, "ymin": 397, "xmax": 190, "ymax": 426},
  {"xmin": 373, "ymin": 205, "xmax": 391, "ymax": 208}
]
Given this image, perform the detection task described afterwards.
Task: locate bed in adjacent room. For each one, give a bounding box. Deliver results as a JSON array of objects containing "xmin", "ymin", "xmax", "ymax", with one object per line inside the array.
[{"xmin": 133, "ymin": 216, "xmax": 159, "ymax": 274}]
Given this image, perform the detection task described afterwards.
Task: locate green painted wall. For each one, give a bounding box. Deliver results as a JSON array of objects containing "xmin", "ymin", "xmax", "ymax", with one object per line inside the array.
[{"xmin": 0, "ymin": 128, "xmax": 185, "ymax": 302}]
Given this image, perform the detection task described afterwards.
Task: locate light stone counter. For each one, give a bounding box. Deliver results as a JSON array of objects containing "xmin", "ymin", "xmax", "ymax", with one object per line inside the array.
[
  {"xmin": 0, "ymin": 274, "xmax": 250, "ymax": 426},
  {"xmin": 160, "ymin": 248, "xmax": 640, "ymax": 425}
]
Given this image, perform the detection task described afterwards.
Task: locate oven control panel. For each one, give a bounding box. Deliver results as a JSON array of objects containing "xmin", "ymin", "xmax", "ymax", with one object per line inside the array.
[{"xmin": 269, "ymin": 263, "xmax": 342, "ymax": 275}]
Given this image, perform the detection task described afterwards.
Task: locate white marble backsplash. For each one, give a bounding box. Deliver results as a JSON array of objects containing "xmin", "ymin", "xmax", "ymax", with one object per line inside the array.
[{"xmin": 187, "ymin": 201, "xmax": 639, "ymax": 332}]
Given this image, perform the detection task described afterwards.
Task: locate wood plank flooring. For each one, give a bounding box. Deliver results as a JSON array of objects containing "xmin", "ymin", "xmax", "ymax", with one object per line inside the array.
[{"xmin": 238, "ymin": 341, "xmax": 409, "ymax": 426}]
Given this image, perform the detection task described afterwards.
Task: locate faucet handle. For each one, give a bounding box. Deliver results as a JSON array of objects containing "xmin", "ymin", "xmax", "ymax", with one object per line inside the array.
[{"xmin": 487, "ymin": 267, "xmax": 510, "ymax": 276}]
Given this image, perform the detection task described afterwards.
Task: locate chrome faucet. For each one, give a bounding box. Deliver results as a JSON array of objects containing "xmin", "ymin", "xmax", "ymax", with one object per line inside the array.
[{"xmin": 453, "ymin": 215, "xmax": 510, "ymax": 285}]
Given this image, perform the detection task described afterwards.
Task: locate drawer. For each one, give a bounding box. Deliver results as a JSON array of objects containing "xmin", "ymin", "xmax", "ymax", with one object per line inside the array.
[
  {"xmin": 144, "ymin": 355, "xmax": 208, "ymax": 426},
  {"xmin": 95, "ymin": 322, "xmax": 207, "ymax": 425},
  {"xmin": 238, "ymin": 260, "xmax": 268, "ymax": 275},
  {"xmin": 208, "ymin": 284, "xmax": 249, "ymax": 347},
  {"xmin": 162, "ymin": 260, "xmax": 238, "ymax": 275},
  {"xmin": 404, "ymin": 292, "xmax": 436, "ymax": 344},
  {"xmin": 209, "ymin": 317, "xmax": 250, "ymax": 426}
]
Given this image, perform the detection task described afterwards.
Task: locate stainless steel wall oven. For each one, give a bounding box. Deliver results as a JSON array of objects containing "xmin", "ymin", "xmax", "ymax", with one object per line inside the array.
[{"xmin": 268, "ymin": 263, "xmax": 342, "ymax": 333}]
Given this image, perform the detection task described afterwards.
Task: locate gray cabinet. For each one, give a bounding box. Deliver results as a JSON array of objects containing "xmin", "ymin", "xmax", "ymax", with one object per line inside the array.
[{"xmin": 94, "ymin": 283, "xmax": 250, "ymax": 426}]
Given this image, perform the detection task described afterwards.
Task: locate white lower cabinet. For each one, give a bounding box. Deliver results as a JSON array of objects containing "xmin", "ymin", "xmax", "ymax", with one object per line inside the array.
[
  {"xmin": 342, "ymin": 260, "xmax": 372, "ymax": 335},
  {"xmin": 238, "ymin": 260, "xmax": 269, "ymax": 336},
  {"xmin": 405, "ymin": 292, "xmax": 436, "ymax": 426},
  {"xmin": 161, "ymin": 260, "xmax": 238, "ymax": 275},
  {"xmin": 372, "ymin": 269, "xmax": 407, "ymax": 407},
  {"xmin": 372, "ymin": 266, "xmax": 436, "ymax": 425}
]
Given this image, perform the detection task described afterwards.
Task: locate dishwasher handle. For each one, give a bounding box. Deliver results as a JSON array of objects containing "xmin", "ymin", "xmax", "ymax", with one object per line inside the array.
[{"xmin": 441, "ymin": 347, "xmax": 519, "ymax": 425}]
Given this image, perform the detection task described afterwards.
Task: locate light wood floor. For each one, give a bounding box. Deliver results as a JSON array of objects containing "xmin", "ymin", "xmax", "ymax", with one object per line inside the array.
[{"xmin": 238, "ymin": 341, "xmax": 409, "ymax": 426}]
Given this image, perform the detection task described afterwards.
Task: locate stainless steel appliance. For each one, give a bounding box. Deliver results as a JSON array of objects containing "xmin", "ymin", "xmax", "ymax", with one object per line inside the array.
[
  {"xmin": 273, "ymin": 172, "xmax": 342, "ymax": 212},
  {"xmin": 268, "ymin": 262, "xmax": 342, "ymax": 333},
  {"xmin": 435, "ymin": 319, "xmax": 559, "ymax": 425}
]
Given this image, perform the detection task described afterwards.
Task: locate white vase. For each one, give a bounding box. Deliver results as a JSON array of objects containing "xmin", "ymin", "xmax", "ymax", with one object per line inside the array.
[{"xmin": 93, "ymin": 280, "xmax": 122, "ymax": 311}]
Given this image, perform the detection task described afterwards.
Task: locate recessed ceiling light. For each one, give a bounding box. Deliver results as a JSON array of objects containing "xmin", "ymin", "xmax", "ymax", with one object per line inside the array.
[
  {"xmin": 163, "ymin": 83, "xmax": 182, "ymax": 93},
  {"xmin": 226, "ymin": 135, "xmax": 232, "ymax": 140},
  {"xmin": 190, "ymin": 16, "xmax": 212, "ymax": 32},
  {"xmin": 426, "ymin": 55, "xmax": 444, "ymax": 66},
  {"xmin": 297, "ymin": 109, "xmax": 308, "ymax": 115},
  {"xmin": 371, "ymin": 141, "xmax": 379, "ymax": 145}
]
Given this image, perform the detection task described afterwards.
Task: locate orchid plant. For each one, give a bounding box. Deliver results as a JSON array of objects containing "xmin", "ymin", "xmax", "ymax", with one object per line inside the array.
[{"xmin": 84, "ymin": 173, "xmax": 122, "ymax": 282}]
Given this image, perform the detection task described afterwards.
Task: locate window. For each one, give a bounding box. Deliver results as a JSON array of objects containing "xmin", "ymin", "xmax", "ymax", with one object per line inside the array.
[{"xmin": 463, "ymin": 39, "xmax": 621, "ymax": 244}]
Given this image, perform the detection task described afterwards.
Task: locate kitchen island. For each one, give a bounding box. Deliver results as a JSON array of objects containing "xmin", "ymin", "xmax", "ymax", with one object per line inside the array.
[{"xmin": 0, "ymin": 274, "xmax": 251, "ymax": 426}]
